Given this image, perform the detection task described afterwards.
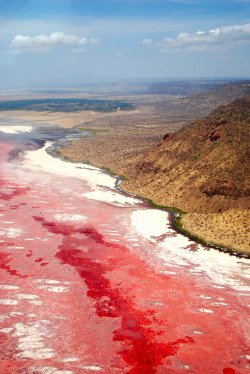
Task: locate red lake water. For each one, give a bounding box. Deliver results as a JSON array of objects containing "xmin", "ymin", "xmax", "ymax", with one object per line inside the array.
[{"xmin": 0, "ymin": 123, "xmax": 249, "ymax": 374}]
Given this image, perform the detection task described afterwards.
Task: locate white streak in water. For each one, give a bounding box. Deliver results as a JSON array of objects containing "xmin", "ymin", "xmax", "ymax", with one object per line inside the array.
[
  {"xmin": 36, "ymin": 285, "xmax": 68, "ymax": 293},
  {"xmin": 0, "ymin": 299, "xmax": 19, "ymax": 305}
]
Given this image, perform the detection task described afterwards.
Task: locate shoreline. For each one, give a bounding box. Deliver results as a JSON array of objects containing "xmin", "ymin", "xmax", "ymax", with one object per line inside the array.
[
  {"xmin": 22, "ymin": 141, "xmax": 250, "ymax": 290},
  {"xmin": 11, "ymin": 139, "xmax": 250, "ymax": 291},
  {"xmin": 56, "ymin": 128, "xmax": 249, "ymax": 256},
  {"xmin": 118, "ymin": 183, "xmax": 250, "ymax": 259},
  {"xmin": 1, "ymin": 124, "xmax": 249, "ymax": 292},
  {"xmin": 53, "ymin": 146, "xmax": 250, "ymax": 259},
  {"xmin": 1, "ymin": 111, "xmax": 248, "ymax": 258},
  {"xmin": 95, "ymin": 165, "xmax": 249, "ymax": 258},
  {"xmin": 53, "ymin": 131, "xmax": 249, "ymax": 258}
]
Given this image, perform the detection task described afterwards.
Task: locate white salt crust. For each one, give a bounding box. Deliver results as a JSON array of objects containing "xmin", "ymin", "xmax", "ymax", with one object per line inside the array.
[
  {"xmin": 0, "ymin": 285, "xmax": 19, "ymax": 290},
  {"xmin": 29, "ymin": 368, "xmax": 73, "ymax": 374},
  {"xmin": 13, "ymin": 321, "xmax": 55, "ymax": 360},
  {"xmin": 0, "ymin": 126, "xmax": 32, "ymax": 134},
  {"xmin": 131, "ymin": 209, "xmax": 250, "ymax": 291},
  {"xmin": 23, "ymin": 143, "xmax": 250, "ymax": 293}
]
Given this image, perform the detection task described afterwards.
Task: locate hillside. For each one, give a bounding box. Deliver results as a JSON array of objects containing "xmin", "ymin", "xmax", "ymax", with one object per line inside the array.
[
  {"xmin": 145, "ymin": 80, "xmax": 219, "ymax": 95},
  {"xmin": 156, "ymin": 80, "xmax": 250, "ymax": 121},
  {"xmin": 123, "ymin": 96, "xmax": 250, "ymax": 253}
]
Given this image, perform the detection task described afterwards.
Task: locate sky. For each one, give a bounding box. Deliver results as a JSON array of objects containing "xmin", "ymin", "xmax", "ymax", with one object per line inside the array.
[{"xmin": 0, "ymin": 0, "xmax": 250, "ymax": 89}]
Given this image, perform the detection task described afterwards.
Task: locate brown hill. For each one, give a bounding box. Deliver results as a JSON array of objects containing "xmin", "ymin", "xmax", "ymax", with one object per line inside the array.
[
  {"xmin": 155, "ymin": 80, "xmax": 250, "ymax": 122},
  {"xmin": 123, "ymin": 96, "xmax": 250, "ymax": 253}
]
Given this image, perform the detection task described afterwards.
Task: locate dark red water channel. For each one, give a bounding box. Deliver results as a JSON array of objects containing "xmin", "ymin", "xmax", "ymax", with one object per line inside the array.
[{"xmin": 0, "ymin": 137, "xmax": 249, "ymax": 374}]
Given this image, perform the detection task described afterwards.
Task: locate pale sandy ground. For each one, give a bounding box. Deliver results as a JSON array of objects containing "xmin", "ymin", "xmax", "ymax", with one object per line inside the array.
[
  {"xmin": 0, "ymin": 110, "xmax": 249, "ymax": 254},
  {"xmin": 0, "ymin": 108, "xmax": 142, "ymax": 128},
  {"xmin": 182, "ymin": 210, "xmax": 249, "ymax": 253},
  {"xmin": 0, "ymin": 110, "xmax": 132, "ymax": 128}
]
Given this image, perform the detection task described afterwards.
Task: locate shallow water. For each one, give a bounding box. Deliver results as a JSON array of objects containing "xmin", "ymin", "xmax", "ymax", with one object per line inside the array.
[{"xmin": 0, "ymin": 121, "xmax": 249, "ymax": 373}]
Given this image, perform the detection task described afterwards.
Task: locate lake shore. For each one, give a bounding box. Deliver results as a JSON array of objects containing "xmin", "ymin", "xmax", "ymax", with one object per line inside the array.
[
  {"xmin": 57, "ymin": 127, "xmax": 249, "ymax": 256},
  {"xmin": 1, "ymin": 130, "xmax": 250, "ymax": 374},
  {"xmin": 1, "ymin": 109, "xmax": 249, "ymax": 255}
]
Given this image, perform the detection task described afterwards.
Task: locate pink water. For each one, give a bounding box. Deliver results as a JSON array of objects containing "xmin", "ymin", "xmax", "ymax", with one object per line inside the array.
[{"xmin": 0, "ymin": 139, "xmax": 249, "ymax": 374}]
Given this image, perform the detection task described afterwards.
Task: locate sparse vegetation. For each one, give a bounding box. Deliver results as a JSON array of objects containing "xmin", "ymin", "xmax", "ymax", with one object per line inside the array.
[
  {"xmin": 133, "ymin": 194, "xmax": 187, "ymax": 215},
  {"xmin": 56, "ymin": 81, "xmax": 250, "ymax": 253},
  {"xmin": 123, "ymin": 96, "xmax": 250, "ymax": 253},
  {"xmin": 77, "ymin": 128, "xmax": 109, "ymax": 135},
  {"xmin": 102, "ymin": 167, "xmax": 128, "ymax": 181},
  {"xmin": 0, "ymin": 98, "xmax": 134, "ymax": 113}
]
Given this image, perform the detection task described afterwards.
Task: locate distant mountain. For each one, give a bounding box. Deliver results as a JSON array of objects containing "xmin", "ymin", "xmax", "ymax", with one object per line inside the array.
[
  {"xmin": 124, "ymin": 96, "xmax": 250, "ymax": 253},
  {"xmin": 145, "ymin": 80, "xmax": 221, "ymax": 95},
  {"xmin": 160, "ymin": 80, "xmax": 250, "ymax": 120},
  {"xmin": 82, "ymin": 79, "xmax": 248, "ymax": 96},
  {"xmin": 29, "ymin": 80, "xmax": 245, "ymax": 96}
]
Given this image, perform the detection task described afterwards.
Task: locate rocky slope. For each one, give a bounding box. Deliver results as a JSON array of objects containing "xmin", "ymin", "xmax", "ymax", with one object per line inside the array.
[{"xmin": 123, "ymin": 96, "xmax": 250, "ymax": 253}]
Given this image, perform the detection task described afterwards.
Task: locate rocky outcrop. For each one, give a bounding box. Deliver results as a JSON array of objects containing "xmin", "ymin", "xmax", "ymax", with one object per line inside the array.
[
  {"xmin": 162, "ymin": 132, "xmax": 174, "ymax": 141},
  {"xmin": 208, "ymin": 121, "xmax": 228, "ymax": 142}
]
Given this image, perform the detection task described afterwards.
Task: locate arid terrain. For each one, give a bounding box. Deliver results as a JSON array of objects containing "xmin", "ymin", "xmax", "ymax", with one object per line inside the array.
[
  {"xmin": 1, "ymin": 80, "xmax": 249, "ymax": 254},
  {"xmin": 123, "ymin": 96, "xmax": 250, "ymax": 253}
]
